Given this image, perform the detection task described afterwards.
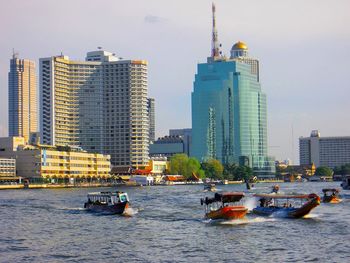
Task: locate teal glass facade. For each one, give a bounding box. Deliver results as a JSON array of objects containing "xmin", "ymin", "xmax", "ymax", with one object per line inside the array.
[{"xmin": 191, "ymin": 59, "xmax": 275, "ymax": 178}]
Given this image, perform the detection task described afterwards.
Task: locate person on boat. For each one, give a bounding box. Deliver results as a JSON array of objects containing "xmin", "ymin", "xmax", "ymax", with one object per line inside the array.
[{"xmin": 271, "ymin": 185, "xmax": 280, "ymax": 194}]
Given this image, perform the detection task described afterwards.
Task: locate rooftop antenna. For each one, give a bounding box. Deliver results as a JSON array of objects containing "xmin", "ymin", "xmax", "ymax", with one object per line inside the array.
[
  {"xmin": 211, "ymin": 3, "xmax": 221, "ymax": 59},
  {"xmin": 12, "ymin": 48, "xmax": 18, "ymax": 59}
]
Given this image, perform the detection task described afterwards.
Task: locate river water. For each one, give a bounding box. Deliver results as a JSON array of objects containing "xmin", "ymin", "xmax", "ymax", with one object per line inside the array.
[{"xmin": 0, "ymin": 182, "xmax": 349, "ymax": 263}]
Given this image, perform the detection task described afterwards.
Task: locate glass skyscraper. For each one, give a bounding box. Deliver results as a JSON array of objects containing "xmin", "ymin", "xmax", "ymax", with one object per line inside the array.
[
  {"xmin": 191, "ymin": 5, "xmax": 274, "ymax": 177},
  {"xmin": 191, "ymin": 43, "xmax": 275, "ymax": 177}
]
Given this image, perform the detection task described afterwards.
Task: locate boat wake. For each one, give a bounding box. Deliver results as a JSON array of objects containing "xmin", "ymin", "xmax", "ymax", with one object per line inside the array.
[
  {"xmin": 204, "ymin": 216, "xmax": 276, "ymax": 226},
  {"xmin": 302, "ymin": 213, "xmax": 319, "ymax": 219},
  {"xmin": 123, "ymin": 207, "xmax": 139, "ymax": 217},
  {"xmin": 244, "ymin": 198, "xmax": 258, "ymax": 211}
]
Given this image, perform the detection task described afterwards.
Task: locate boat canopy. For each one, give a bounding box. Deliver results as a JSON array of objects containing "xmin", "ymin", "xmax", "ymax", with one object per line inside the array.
[
  {"xmin": 202, "ymin": 192, "xmax": 244, "ymax": 205},
  {"xmin": 254, "ymin": 193, "xmax": 319, "ymax": 199},
  {"xmin": 87, "ymin": 191, "xmax": 123, "ymax": 197},
  {"xmin": 322, "ymin": 188, "xmax": 339, "ymax": 193}
]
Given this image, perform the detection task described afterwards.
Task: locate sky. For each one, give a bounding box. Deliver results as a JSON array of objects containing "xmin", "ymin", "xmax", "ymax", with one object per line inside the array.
[{"xmin": 0, "ymin": 0, "xmax": 350, "ymax": 164}]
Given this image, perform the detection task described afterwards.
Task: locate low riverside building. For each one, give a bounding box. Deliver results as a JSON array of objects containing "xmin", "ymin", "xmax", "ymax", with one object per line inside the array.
[{"xmin": 0, "ymin": 137, "xmax": 110, "ymax": 181}]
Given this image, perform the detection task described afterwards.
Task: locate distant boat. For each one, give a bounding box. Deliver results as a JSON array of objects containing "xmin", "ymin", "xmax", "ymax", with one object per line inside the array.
[
  {"xmin": 253, "ymin": 193, "xmax": 320, "ymax": 218},
  {"xmin": 84, "ymin": 191, "xmax": 130, "ymax": 215},
  {"xmin": 204, "ymin": 183, "xmax": 217, "ymax": 192},
  {"xmin": 201, "ymin": 192, "xmax": 248, "ymax": 220},
  {"xmin": 341, "ymin": 175, "xmax": 350, "ymax": 190},
  {"xmin": 322, "ymin": 188, "xmax": 341, "ymax": 203}
]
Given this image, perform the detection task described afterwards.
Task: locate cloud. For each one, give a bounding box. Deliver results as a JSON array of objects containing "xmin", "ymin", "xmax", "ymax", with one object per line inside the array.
[{"xmin": 144, "ymin": 15, "xmax": 167, "ymax": 24}]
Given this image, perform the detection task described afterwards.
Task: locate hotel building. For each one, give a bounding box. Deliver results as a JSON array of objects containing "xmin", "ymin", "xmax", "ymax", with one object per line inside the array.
[
  {"xmin": 40, "ymin": 50, "xmax": 149, "ymax": 168},
  {"xmin": 299, "ymin": 130, "xmax": 350, "ymax": 168},
  {"xmin": 8, "ymin": 54, "xmax": 38, "ymax": 142}
]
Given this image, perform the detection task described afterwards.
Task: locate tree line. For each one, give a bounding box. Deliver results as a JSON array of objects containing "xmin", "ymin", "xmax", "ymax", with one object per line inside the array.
[
  {"xmin": 314, "ymin": 164, "xmax": 350, "ymax": 177},
  {"xmin": 167, "ymin": 154, "xmax": 253, "ymax": 181}
]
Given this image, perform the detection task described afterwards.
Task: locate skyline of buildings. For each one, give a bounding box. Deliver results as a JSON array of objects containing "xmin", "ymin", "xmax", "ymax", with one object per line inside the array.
[
  {"xmin": 1, "ymin": 3, "xmax": 348, "ymax": 173},
  {"xmin": 8, "ymin": 54, "xmax": 38, "ymax": 142}
]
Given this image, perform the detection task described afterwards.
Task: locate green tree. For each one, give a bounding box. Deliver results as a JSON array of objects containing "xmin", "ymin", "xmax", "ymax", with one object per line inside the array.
[
  {"xmin": 234, "ymin": 165, "xmax": 254, "ymax": 181},
  {"xmin": 169, "ymin": 154, "xmax": 188, "ymax": 176},
  {"xmin": 341, "ymin": 164, "xmax": 350, "ymax": 175},
  {"xmin": 168, "ymin": 154, "xmax": 204, "ymax": 180},
  {"xmin": 201, "ymin": 159, "xmax": 224, "ymax": 180},
  {"xmin": 315, "ymin": 166, "xmax": 333, "ymax": 177},
  {"xmin": 185, "ymin": 157, "xmax": 204, "ymax": 179},
  {"xmin": 223, "ymin": 162, "xmax": 238, "ymax": 180}
]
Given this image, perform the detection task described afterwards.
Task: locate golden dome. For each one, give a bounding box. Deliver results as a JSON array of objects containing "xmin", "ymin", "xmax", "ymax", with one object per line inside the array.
[{"xmin": 232, "ymin": 41, "xmax": 248, "ymax": 50}]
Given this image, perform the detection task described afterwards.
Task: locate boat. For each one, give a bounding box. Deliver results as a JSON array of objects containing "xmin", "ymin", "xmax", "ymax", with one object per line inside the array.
[
  {"xmin": 84, "ymin": 191, "xmax": 129, "ymax": 215},
  {"xmin": 204, "ymin": 183, "xmax": 217, "ymax": 192},
  {"xmin": 322, "ymin": 188, "xmax": 341, "ymax": 203},
  {"xmin": 200, "ymin": 192, "xmax": 248, "ymax": 220},
  {"xmin": 341, "ymin": 175, "xmax": 350, "ymax": 190},
  {"xmin": 253, "ymin": 193, "xmax": 320, "ymax": 218}
]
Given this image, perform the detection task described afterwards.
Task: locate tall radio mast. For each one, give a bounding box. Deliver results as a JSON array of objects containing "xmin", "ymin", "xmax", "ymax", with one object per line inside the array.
[{"xmin": 211, "ymin": 3, "xmax": 221, "ymax": 59}]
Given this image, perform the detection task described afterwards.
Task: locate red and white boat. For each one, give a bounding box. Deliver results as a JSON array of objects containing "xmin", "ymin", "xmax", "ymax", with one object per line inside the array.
[{"xmin": 201, "ymin": 192, "xmax": 248, "ymax": 220}]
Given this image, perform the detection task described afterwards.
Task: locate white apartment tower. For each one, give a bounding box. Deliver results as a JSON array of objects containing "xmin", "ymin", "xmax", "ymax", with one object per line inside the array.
[
  {"xmin": 8, "ymin": 54, "xmax": 38, "ymax": 141},
  {"xmin": 39, "ymin": 55, "xmax": 102, "ymax": 152},
  {"xmin": 40, "ymin": 50, "xmax": 149, "ymax": 168}
]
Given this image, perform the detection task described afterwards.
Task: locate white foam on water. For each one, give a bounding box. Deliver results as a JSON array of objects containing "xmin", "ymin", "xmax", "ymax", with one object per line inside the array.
[
  {"xmin": 123, "ymin": 207, "xmax": 138, "ymax": 217},
  {"xmin": 303, "ymin": 213, "xmax": 319, "ymax": 219},
  {"xmin": 203, "ymin": 216, "xmax": 277, "ymax": 226},
  {"xmin": 244, "ymin": 198, "xmax": 258, "ymax": 211}
]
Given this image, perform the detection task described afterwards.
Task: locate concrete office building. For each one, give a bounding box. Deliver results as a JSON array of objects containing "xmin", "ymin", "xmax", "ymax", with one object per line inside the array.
[
  {"xmin": 149, "ymin": 135, "xmax": 185, "ymax": 158},
  {"xmin": 40, "ymin": 50, "xmax": 149, "ymax": 168},
  {"xmin": 8, "ymin": 53, "xmax": 38, "ymax": 142},
  {"xmin": 191, "ymin": 4, "xmax": 275, "ymax": 177},
  {"xmin": 169, "ymin": 128, "xmax": 192, "ymax": 156},
  {"xmin": 300, "ymin": 130, "xmax": 350, "ymax": 168}
]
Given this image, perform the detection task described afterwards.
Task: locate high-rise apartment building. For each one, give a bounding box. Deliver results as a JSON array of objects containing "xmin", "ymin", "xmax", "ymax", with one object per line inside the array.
[
  {"xmin": 100, "ymin": 55, "xmax": 149, "ymax": 168},
  {"xmin": 147, "ymin": 98, "xmax": 155, "ymax": 143},
  {"xmin": 300, "ymin": 130, "xmax": 350, "ymax": 168},
  {"xmin": 191, "ymin": 4, "xmax": 275, "ymax": 177},
  {"xmin": 8, "ymin": 54, "xmax": 38, "ymax": 141},
  {"xmin": 40, "ymin": 55, "xmax": 102, "ymax": 152},
  {"xmin": 39, "ymin": 50, "xmax": 149, "ymax": 168}
]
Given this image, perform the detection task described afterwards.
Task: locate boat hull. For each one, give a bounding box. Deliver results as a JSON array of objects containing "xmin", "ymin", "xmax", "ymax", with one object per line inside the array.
[
  {"xmin": 323, "ymin": 196, "xmax": 341, "ymax": 204},
  {"xmin": 84, "ymin": 201, "xmax": 129, "ymax": 215},
  {"xmin": 253, "ymin": 198, "xmax": 320, "ymax": 218},
  {"xmin": 206, "ymin": 206, "xmax": 248, "ymax": 220}
]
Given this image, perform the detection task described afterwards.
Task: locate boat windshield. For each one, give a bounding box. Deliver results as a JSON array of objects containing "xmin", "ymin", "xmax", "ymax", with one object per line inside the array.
[
  {"xmin": 322, "ymin": 189, "xmax": 339, "ymax": 196},
  {"xmin": 87, "ymin": 192, "xmax": 129, "ymax": 204}
]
